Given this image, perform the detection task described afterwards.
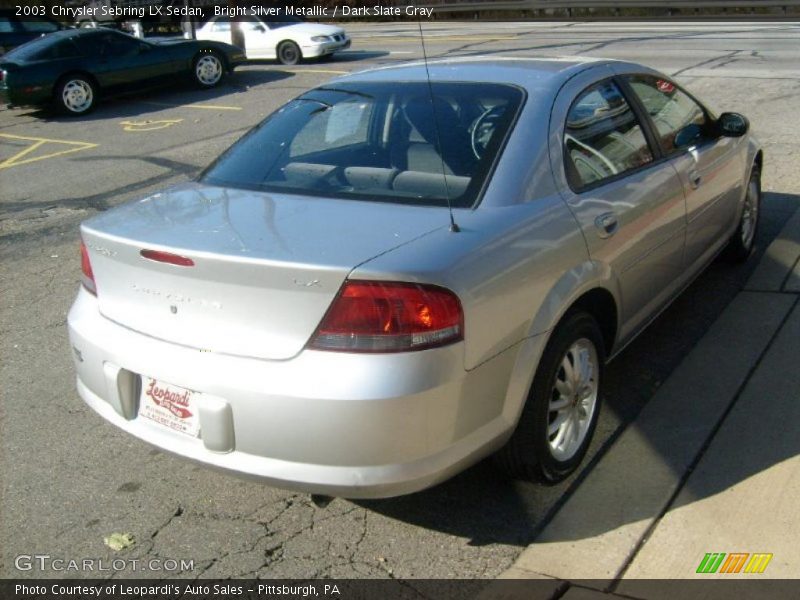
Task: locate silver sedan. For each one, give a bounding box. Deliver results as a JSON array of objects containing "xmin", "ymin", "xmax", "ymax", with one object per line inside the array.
[{"xmin": 68, "ymin": 57, "xmax": 762, "ymax": 498}]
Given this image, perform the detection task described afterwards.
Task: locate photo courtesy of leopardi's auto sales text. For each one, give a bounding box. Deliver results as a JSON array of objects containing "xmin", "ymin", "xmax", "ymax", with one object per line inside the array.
[{"xmin": 1, "ymin": 0, "xmax": 799, "ymax": 598}]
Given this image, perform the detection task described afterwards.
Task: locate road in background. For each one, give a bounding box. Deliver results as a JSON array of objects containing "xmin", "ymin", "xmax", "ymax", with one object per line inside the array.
[{"xmin": 1, "ymin": 21, "xmax": 799, "ymax": 579}]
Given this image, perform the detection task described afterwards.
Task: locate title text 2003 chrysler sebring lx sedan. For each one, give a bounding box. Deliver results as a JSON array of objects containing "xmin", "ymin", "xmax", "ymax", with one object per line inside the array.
[{"xmin": 68, "ymin": 58, "xmax": 762, "ymax": 498}]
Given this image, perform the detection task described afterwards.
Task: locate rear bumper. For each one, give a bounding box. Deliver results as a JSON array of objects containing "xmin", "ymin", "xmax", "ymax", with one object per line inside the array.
[
  {"xmin": 67, "ymin": 287, "xmax": 518, "ymax": 498},
  {"xmin": 0, "ymin": 82, "xmax": 51, "ymax": 107}
]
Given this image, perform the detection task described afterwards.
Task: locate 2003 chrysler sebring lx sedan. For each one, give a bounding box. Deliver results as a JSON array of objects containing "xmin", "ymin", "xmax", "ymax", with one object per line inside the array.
[{"xmin": 68, "ymin": 57, "xmax": 762, "ymax": 498}]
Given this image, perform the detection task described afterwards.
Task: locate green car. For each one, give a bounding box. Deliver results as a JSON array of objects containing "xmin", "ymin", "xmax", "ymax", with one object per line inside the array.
[{"xmin": 0, "ymin": 28, "xmax": 245, "ymax": 115}]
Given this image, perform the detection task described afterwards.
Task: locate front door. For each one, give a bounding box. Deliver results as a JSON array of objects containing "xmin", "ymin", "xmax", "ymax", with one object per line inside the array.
[
  {"xmin": 623, "ymin": 74, "xmax": 744, "ymax": 269},
  {"xmin": 97, "ymin": 32, "xmax": 173, "ymax": 89},
  {"xmin": 240, "ymin": 19, "xmax": 277, "ymax": 59},
  {"xmin": 551, "ymin": 68, "xmax": 687, "ymax": 342}
]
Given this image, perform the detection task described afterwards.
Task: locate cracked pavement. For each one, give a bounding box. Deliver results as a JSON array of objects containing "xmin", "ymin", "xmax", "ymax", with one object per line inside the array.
[{"xmin": 2, "ymin": 21, "xmax": 799, "ymax": 580}]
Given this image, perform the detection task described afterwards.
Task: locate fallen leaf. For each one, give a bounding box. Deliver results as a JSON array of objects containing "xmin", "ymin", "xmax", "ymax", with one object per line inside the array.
[{"xmin": 104, "ymin": 532, "xmax": 135, "ymax": 551}]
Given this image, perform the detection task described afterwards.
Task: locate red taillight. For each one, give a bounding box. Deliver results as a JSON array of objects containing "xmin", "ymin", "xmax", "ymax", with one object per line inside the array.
[
  {"xmin": 80, "ymin": 240, "xmax": 96, "ymax": 295},
  {"xmin": 310, "ymin": 280, "xmax": 463, "ymax": 353},
  {"xmin": 140, "ymin": 249, "xmax": 194, "ymax": 267}
]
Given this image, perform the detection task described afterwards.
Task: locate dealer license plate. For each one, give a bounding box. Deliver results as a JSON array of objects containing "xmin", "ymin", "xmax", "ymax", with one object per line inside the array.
[{"xmin": 139, "ymin": 377, "xmax": 200, "ymax": 438}]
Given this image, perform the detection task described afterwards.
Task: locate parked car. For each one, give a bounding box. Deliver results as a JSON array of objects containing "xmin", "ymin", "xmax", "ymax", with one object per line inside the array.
[
  {"xmin": 0, "ymin": 10, "xmax": 67, "ymax": 56},
  {"xmin": 196, "ymin": 15, "xmax": 350, "ymax": 64},
  {"xmin": 0, "ymin": 28, "xmax": 245, "ymax": 114},
  {"xmin": 68, "ymin": 58, "xmax": 761, "ymax": 498}
]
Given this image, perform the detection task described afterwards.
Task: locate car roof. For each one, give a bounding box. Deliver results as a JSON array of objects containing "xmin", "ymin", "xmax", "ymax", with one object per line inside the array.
[{"xmin": 337, "ymin": 56, "xmax": 619, "ymax": 93}]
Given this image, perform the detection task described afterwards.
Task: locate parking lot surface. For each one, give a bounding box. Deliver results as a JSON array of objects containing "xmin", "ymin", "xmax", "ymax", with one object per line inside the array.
[{"xmin": 2, "ymin": 21, "xmax": 799, "ymax": 579}]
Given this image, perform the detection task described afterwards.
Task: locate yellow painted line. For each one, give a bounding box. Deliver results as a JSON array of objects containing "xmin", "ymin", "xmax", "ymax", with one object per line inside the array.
[
  {"xmin": 0, "ymin": 133, "xmax": 97, "ymax": 170},
  {"xmin": 120, "ymin": 118, "xmax": 184, "ymax": 132},
  {"xmin": 1, "ymin": 140, "xmax": 47, "ymax": 165},
  {"xmin": 140, "ymin": 101, "xmax": 242, "ymax": 111}
]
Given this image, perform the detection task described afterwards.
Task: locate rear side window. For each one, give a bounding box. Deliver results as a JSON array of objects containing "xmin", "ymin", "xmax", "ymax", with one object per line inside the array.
[
  {"xmin": 626, "ymin": 75, "xmax": 714, "ymax": 154},
  {"xmin": 564, "ymin": 79, "xmax": 653, "ymax": 191},
  {"xmin": 72, "ymin": 33, "xmax": 104, "ymax": 55},
  {"xmin": 100, "ymin": 32, "xmax": 141, "ymax": 57},
  {"xmin": 3, "ymin": 34, "xmax": 57, "ymax": 60},
  {"xmin": 34, "ymin": 38, "xmax": 79, "ymax": 59}
]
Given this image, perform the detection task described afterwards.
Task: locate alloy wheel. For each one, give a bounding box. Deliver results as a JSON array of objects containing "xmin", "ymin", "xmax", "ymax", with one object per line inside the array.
[
  {"xmin": 741, "ymin": 176, "xmax": 760, "ymax": 249},
  {"xmin": 195, "ymin": 55, "xmax": 222, "ymax": 86},
  {"xmin": 278, "ymin": 42, "xmax": 300, "ymax": 65},
  {"xmin": 547, "ymin": 338, "xmax": 599, "ymax": 461},
  {"xmin": 62, "ymin": 79, "xmax": 93, "ymax": 113}
]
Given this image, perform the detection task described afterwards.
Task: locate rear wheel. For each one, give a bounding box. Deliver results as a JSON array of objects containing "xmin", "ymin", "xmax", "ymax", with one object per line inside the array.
[
  {"xmin": 496, "ymin": 312, "xmax": 604, "ymax": 483},
  {"xmin": 724, "ymin": 166, "xmax": 761, "ymax": 262},
  {"xmin": 193, "ymin": 51, "xmax": 224, "ymax": 88},
  {"xmin": 277, "ymin": 41, "xmax": 301, "ymax": 65},
  {"xmin": 55, "ymin": 74, "xmax": 96, "ymax": 115}
]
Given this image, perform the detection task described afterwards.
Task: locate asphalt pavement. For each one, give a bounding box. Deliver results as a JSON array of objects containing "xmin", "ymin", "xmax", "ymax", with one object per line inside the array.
[{"xmin": 1, "ymin": 20, "xmax": 799, "ymax": 580}]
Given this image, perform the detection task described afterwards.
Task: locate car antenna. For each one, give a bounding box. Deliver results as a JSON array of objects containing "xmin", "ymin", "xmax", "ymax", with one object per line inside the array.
[{"xmin": 417, "ymin": 19, "xmax": 460, "ymax": 233}]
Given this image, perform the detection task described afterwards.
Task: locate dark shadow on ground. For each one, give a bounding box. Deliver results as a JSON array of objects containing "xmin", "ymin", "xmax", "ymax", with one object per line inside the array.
[{"xmin": 355, "ymin": 191, "xmax": 800, "ymax": 547}]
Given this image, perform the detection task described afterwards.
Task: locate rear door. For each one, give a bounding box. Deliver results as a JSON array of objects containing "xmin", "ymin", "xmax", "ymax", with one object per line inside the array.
[
  {"xmin": 623, "ymin": 74, "xmax": 744, "ymax": 269},
  {"xmin": 551, "ymin": 67, "xmax": 687, "ymax": 342}
]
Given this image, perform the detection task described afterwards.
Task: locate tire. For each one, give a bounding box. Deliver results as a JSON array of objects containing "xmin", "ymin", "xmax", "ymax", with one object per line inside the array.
[
  {"xmin": 495, "ymin": 311, "xmax": 605, "ymax": 484},
  {"xmin": 276, "ymin": 41, "xmax": 302, "ymax": 65},
  {"xmin": 724, "ymin": 166, "xmax": 761, "ymax": 263},
  {"xmin": 55, "ymin": 74, "xmax": 97, "ymax": 116},
  {"xmin": 193, "ymin": 51, "xmax": 224, "ymax": 88}
]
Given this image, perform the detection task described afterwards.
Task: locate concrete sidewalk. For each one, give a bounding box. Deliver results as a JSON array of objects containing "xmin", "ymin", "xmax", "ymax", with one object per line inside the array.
[{"xmin": 496, "ymin": 207, "xmax": 800, "ymax": 596}]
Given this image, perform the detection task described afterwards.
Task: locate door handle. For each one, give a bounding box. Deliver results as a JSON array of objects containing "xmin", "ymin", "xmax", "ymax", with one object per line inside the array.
[
  {"xmin": 688, "ymin": 170, "xmax": 702, "ymax": 189},
  {"xmin": 594, "ymin": 212, "xmax": 619, "ymax": 238}
]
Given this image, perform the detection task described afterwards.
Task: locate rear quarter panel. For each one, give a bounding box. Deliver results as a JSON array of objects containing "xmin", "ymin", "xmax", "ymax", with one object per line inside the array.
[
  {"xmin": 350, "ymin": 198, "xmax": 592, "ymax": 372},
  {"xmin": 2, "ymin": 59, "xmax": 75, "ymax": 104}
]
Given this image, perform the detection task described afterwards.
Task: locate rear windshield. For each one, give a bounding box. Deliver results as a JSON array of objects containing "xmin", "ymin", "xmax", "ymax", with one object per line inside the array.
[{"xmin": 201, "ymin": 81, "xmax": 524, "ymax": 208}]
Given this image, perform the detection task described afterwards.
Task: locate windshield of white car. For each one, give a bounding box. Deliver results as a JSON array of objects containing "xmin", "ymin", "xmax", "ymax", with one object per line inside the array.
[{"xmin": 201, "ymin": 81, "xmax": 524, "ymax": 208}]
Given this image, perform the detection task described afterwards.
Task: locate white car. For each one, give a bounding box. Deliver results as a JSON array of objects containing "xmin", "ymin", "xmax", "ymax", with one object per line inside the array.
[{"xmin": 196, "ymin": 16, "xmax": 349, "ymax": 64}]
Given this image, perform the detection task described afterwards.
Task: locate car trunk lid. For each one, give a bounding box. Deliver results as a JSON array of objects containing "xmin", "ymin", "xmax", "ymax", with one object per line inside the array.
[{"xmin": 81, "ymin": 183, "xmax": 444, "ymax": 360}]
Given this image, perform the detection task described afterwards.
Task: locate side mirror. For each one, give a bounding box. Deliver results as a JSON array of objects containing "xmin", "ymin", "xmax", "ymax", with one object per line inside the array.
[
  {"xmin": 254, "ymin": 25, "xmax": 266, "ymax": 33},
  {"xmin": 717, "ymin": 112, "xmax": 749, "ymax": 137}
]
